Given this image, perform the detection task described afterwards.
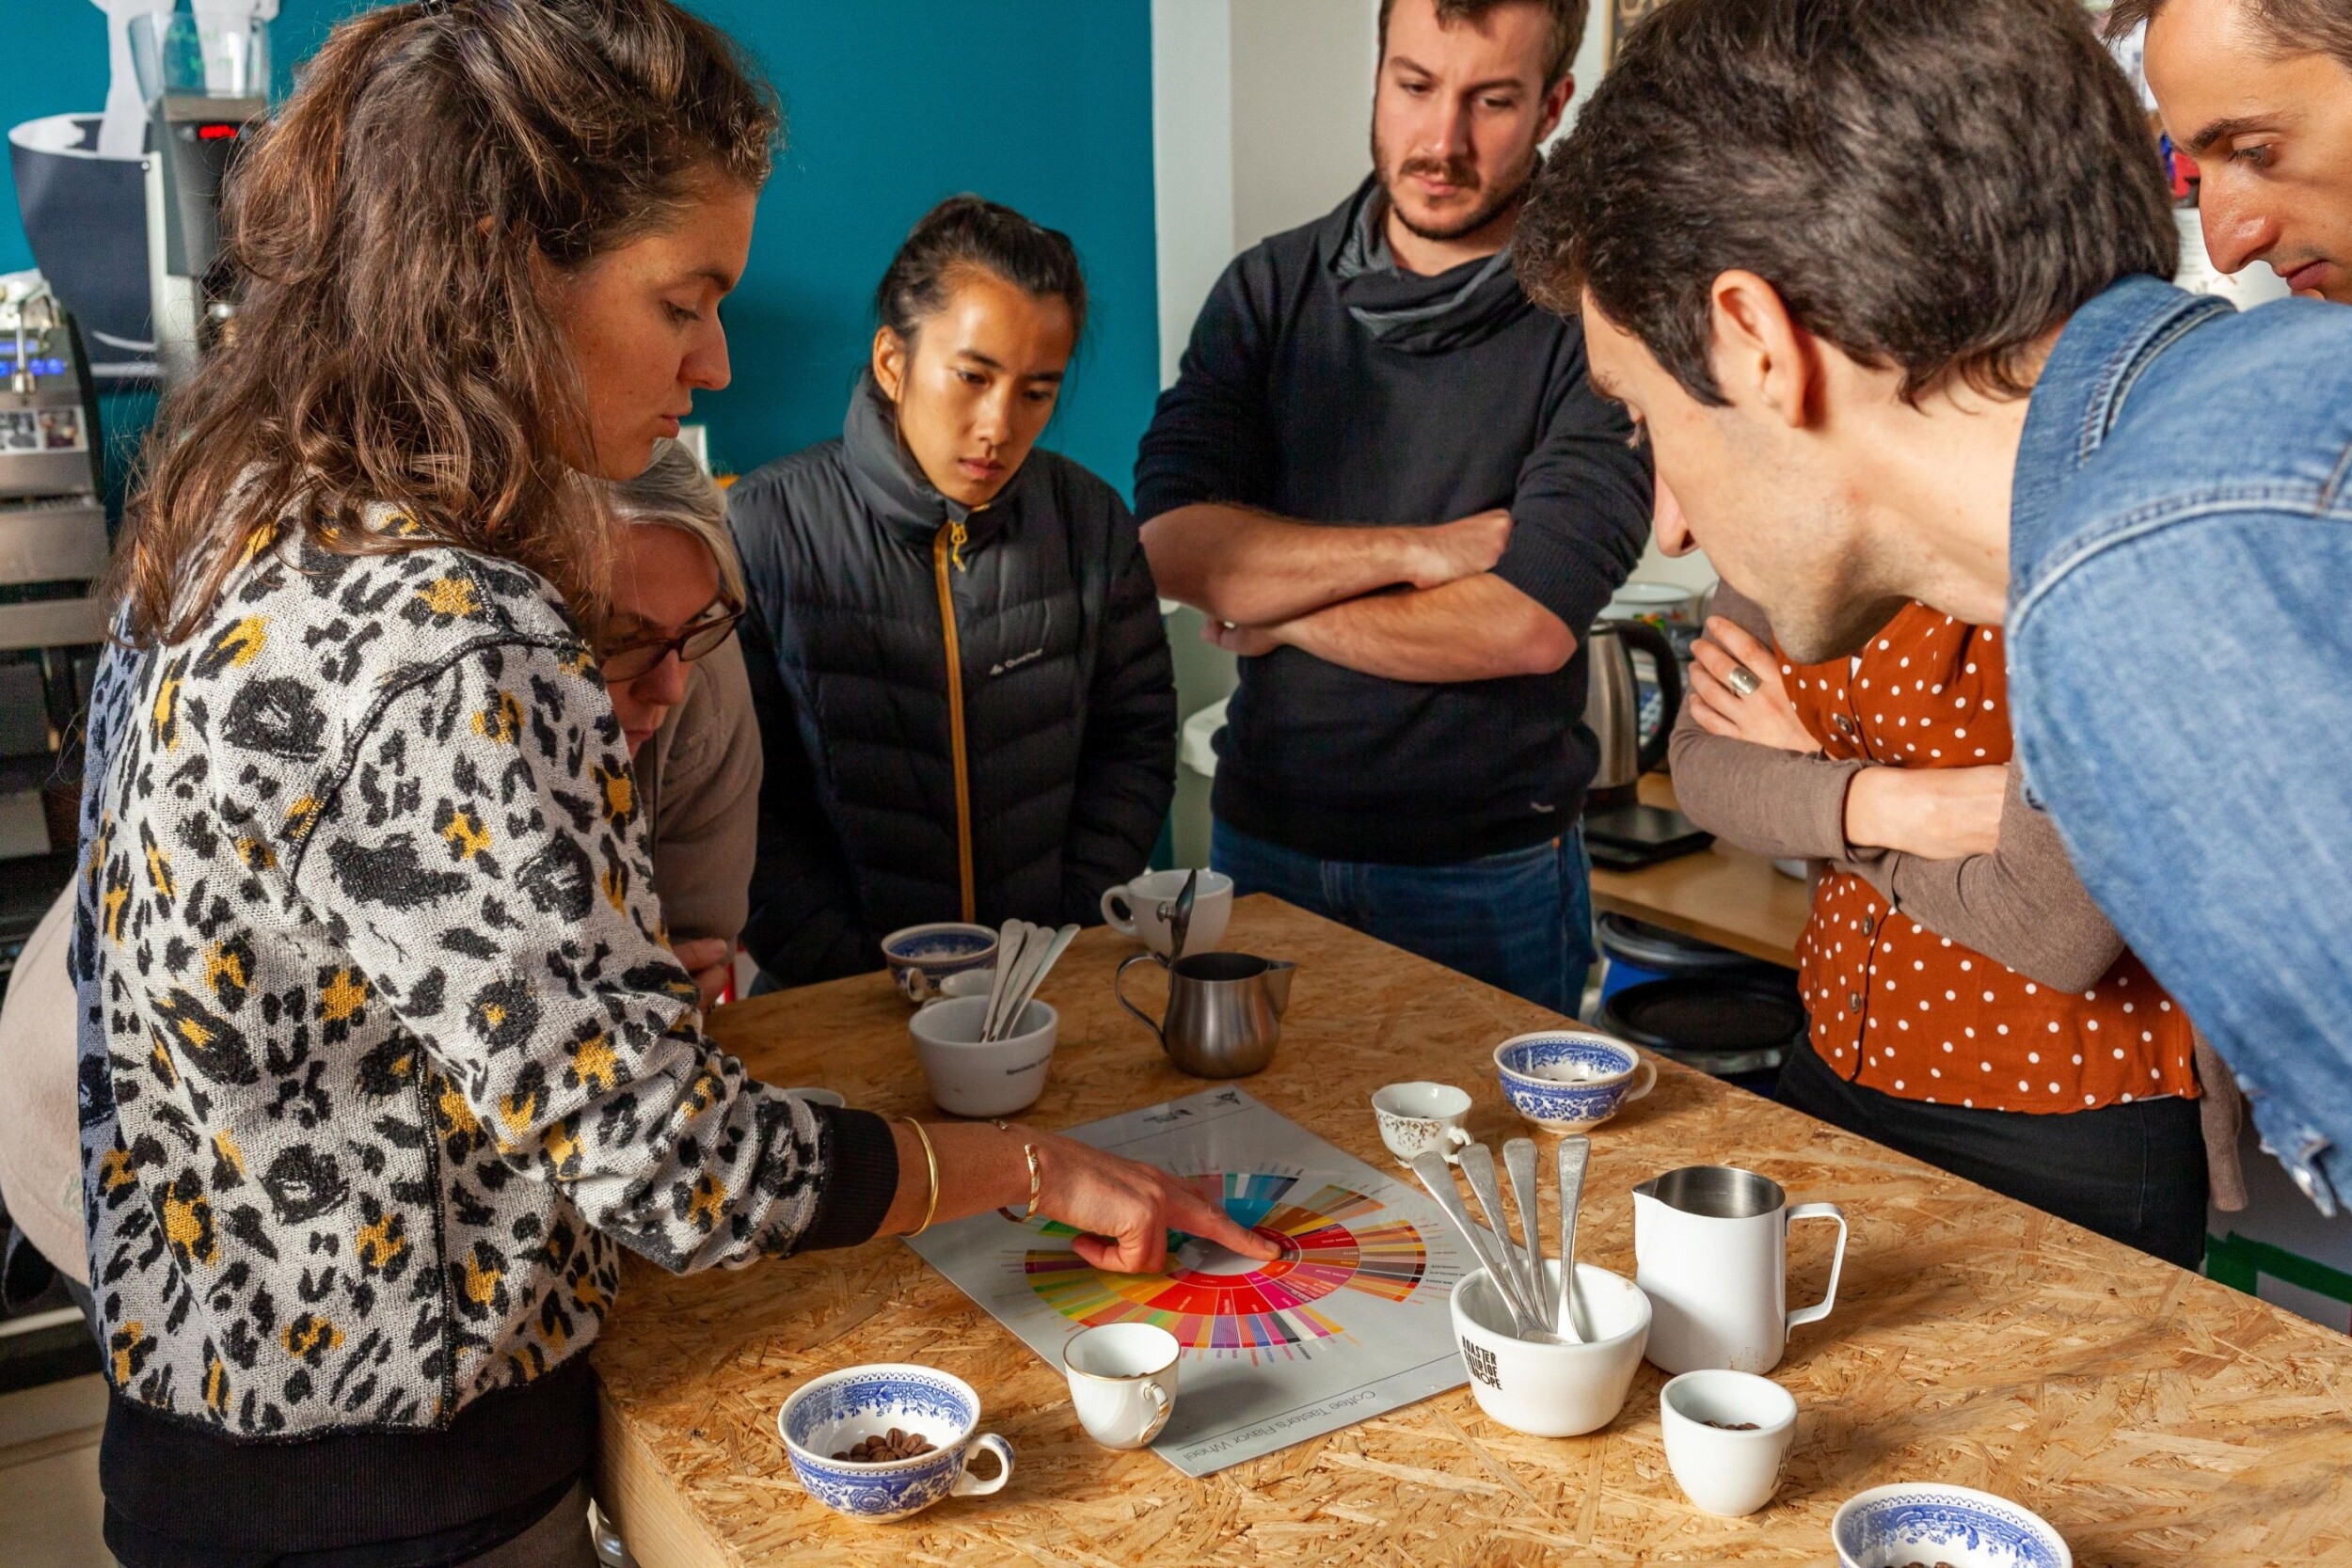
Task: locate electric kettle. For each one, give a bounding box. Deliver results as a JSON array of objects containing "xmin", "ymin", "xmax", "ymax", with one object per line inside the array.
[{"xmin": 1584, "ymin": 618, "xmax": 1683, "ymax": 807}]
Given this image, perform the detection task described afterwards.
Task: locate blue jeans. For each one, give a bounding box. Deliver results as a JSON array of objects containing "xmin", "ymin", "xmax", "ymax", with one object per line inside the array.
[{"xmin": 1211, "ymin": 821, "xmax": 1596, "ymax": 1017}]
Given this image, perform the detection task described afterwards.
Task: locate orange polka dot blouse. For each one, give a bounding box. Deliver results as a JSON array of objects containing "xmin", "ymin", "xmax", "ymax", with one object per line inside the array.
[{"xmin": 1783, "ymin": 604, "xmax": 2198, "ymax": 1114}]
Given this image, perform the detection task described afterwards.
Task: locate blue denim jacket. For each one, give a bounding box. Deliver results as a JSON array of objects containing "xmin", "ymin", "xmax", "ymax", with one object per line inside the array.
[{"xmin": 2008, "ymin": 274, "xmax": 2352, "ymax": 1214}]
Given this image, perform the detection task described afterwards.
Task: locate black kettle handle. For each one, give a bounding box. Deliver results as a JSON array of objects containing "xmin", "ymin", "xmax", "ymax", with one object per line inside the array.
[{"xmin": 1604, "ymin": 617, "xmax": 1683, "ymax": 776}]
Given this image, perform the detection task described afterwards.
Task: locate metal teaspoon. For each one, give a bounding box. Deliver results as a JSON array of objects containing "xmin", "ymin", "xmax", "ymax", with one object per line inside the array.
[
  {"xmin": 1409, "ymin": 1150, "xmax": 1539, "ymax": 1338},
  {"xmin": 1556, "ymin": 1134, "xmax": 1592, "ymax": 1343},
  {"xmin": 1459, "ymin": 1145, "xmax": 1563, "ymax": 1344}
]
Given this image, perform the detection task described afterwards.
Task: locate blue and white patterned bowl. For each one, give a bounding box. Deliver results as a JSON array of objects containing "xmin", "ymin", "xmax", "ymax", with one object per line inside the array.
[
  {"xmin": 1493, "ymin": 1031, "xmax": 1658, "ymax": 1132},
  {"xmin": 1832, "ymin": 1483, "xmax": 2072, "ymax": 1568},
  {"xmin": 882, "ymin": 924, "xmax": 1000, "ymax": 1005},
  {"xmin": 777, "ymin": 1364, "xmax": 1014, "ymax": 1523}
]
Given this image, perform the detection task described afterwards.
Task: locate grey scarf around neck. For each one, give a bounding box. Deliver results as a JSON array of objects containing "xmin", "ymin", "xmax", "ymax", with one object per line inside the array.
[{"xmin": 1330, "ymin": 176, "xmax": 1530, "ymax": 356}]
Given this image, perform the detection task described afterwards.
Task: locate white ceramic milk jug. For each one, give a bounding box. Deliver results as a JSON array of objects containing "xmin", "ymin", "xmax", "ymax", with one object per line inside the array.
[{"xmin": 1633, "ymin": 1165, "xmax": 1847, "ymax": 1375}]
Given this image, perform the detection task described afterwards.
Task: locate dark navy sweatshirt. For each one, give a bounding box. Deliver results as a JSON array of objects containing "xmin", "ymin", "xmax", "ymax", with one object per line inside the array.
[{"xmin": 1135, "ymin": 179, "xmax": 1653, "ymax": 865}]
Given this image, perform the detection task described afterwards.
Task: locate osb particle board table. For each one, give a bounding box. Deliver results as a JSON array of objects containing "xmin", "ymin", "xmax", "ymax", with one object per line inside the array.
[
  {"xmin": 594, "ymin": 896, "xmax": 2351, "ymax": 1566},
  {"xmin": 1589, "ymin": 774, "xmax": 1811, "ymax": 969}
]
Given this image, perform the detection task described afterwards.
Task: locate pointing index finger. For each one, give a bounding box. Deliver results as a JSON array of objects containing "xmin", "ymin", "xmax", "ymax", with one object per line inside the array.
[{"xmin": 1187, "ymin": 1197, "xmax": 1279, "ymax": 1261}]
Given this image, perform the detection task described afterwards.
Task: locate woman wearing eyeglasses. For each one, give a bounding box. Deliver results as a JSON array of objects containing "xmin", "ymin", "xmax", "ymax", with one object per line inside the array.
[{"xmin": 602, "ymin": 439, "xmax": 760, "ymax": 1010}]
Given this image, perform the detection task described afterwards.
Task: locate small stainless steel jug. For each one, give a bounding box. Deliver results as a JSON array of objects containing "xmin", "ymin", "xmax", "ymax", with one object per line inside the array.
[
  {"xmin": 1585, "ymin": 618, "xmax": 1682, "ymax": 803},
  {"xmin": 1116, "ymin": 951, "xmax": 1295, "ymax": 1078}
]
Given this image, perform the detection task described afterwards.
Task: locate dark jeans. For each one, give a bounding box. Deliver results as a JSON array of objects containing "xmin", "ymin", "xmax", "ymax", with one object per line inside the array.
[
  {"xmin": 1211, "ymin": 820, "xmax": 1597, "ymax": 1017},
  {"xmin": 1778, "ymin": 1039, "xmax": 2209, "ymax": 1270}
]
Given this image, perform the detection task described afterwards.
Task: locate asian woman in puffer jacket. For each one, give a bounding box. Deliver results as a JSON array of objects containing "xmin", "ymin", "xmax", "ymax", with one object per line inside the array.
[{"xmin": 728, "ymin": 197, "xmax": 1178, "ymax": 989}]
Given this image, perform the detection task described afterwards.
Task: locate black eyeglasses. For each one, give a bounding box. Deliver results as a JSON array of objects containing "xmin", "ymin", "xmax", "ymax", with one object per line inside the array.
[{"xmin": 599, "ymin": 605, "xmax": 744, "ymax": 682}]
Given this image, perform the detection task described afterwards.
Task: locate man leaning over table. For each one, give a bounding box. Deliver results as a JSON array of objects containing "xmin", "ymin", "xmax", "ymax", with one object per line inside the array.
[
  {"xmin": 1136, "ymin": 0, "xmax": 1650, "ymax": 1017},
  {"xmin": 2123, "ymin": 0, "xmax": 2352, "ymax": 303},
  {"xmin": 1515, "ymin": 0, "xmax": 2352, "ymax": 1211}
]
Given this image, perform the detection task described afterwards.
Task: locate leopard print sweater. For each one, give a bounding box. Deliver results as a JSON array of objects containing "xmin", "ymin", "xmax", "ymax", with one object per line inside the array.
[{"xmin": 72, "ymin": 524, "xmax": 838, "ymax": 1437}]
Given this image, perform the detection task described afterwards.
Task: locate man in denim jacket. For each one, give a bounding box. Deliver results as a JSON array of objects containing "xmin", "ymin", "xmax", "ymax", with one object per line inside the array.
[{"xmin": 1515, "ymin": 0, "xmax": 2352, "ymax": 1212}]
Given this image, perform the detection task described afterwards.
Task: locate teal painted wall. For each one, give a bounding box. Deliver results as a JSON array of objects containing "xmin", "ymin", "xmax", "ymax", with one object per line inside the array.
[{"xmin": 3, "ymin": 2, "xmax": 1159, "ymax": 498}]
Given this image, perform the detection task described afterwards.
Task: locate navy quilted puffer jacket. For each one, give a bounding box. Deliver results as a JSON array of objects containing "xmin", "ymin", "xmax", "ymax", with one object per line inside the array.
[{"xmin": 729, "ymin": 376, "xmax": 1176, "ymax": 987}]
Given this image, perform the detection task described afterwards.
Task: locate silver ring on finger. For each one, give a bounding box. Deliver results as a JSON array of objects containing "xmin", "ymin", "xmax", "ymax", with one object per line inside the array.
[{"xmin": 1725, "ymin": 663, "xmax": 1763, "ymax": 698}]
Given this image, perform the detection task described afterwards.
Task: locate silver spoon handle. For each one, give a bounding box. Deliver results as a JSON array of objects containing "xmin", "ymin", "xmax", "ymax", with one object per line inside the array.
[
  {"xmin": 979, "ymin": 920, "xmax": 1023, "ymax": 1040},
  {"xmin": 1556, "ymin": 1135, "xmax": 1592, "ymax": 1343},
  {"xmin": 1456, "ymin": 1145, "xmax": 1543, "ymax": 1331},
  {"xmin": 995, "ymin": 923, "xmax": 1051, "ymax": 1040},
  {"xmin": 1409, "ymin": 1151, "xmax": 1534, "ymax": 1336},
  {"xmin": 1007, "ymin": 924, "xmax": 1079, "ymax": 1028},
  {"xmin": 1502, "ymin": 1138, "xmax": 1549, "ymax": 1333}
]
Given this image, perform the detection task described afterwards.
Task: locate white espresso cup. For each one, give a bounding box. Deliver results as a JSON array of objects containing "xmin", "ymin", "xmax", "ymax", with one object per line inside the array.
[
  {"xmin": 1372, "ymin": 1082, "xmax": 1473, "ymax": 1166},
  {"xmin": 1660, "ymin": 1369, "xmax": 1799, "ymax": 1516},
  {"xmin": 1101, "ymin": 870, "xmax": 1232, "ymax": 958},
  {"xmin": 1633, "ymin": 1165, "xmax": 1847, "ymax": 1376},
  {"xmin": 1063, "ymin": 1323, "xmax": 1180, "ymax": 1449}
]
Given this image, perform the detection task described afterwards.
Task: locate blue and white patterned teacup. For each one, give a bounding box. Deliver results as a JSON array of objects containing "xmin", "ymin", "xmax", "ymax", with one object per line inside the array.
[
  {"xmin": 882, "ymin": 924, "xmax": 999, "ymax": 1006},
  {"xmin": 1831, "ymin": 1482, "xmax": 2071, "ymax": 1568},
  {"xmin": 777, "ymin": 1364, "xmax": 1013, "ymax": 1524},
  {"xmin": 1494, "ymin": 1031, "xmax": 1658, "ymax": 1132}
]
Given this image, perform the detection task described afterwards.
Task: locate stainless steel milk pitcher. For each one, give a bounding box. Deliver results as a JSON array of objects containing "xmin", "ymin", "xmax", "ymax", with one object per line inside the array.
[{"xmin": 1116, "ymin": 951, "xmax": 1295, "ymax": 1078}]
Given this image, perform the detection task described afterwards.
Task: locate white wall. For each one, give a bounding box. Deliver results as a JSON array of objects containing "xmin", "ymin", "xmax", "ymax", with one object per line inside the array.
[
  {"xmin": 1152, "ymin": 0, "xmax": 1378, "ymax": 388},
  {"xmin": 1229, "ymin": 1, "xmax": 1381, "ymax": 260},
  {"xmin": 1150, "ymin": 0, "xmax": 1240, "ymax": 390}
]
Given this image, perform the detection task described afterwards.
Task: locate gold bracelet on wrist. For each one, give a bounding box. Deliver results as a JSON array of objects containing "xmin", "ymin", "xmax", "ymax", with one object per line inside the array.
[
  {"xmin": 992, "ymin": 1121, "xmax": 1044, "ymax": 1225},
  {"xmin": 899, "ymin": 1117, "xmax": 939, "ymax": 1238}
]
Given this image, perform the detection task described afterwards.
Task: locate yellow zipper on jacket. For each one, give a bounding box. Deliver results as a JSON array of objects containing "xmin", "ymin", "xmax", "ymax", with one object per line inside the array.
[{"xmin": 932, "ymin": 519, "xmax": 977, "ymax": 922}]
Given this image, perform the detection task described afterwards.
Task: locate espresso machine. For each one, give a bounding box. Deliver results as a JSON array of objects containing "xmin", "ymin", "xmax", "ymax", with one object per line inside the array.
[
  {"xmin": 132, "ymin": 1, "xmax": 271, "ymax": 388},
  {"xmin": 0, "ymin": 278, "xmax": 107, "ymax": 998}
]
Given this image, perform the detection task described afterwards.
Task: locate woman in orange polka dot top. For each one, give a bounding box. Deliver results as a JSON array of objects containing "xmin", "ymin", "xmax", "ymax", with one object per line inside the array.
[{"xmin": 1668, "ymin": 582, "xmax": 2226, "ymax": 1268}]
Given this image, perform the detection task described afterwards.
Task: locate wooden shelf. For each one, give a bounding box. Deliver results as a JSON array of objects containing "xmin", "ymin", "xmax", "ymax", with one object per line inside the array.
[{"xmin": 1589, "ymin": 773, "xmax": 1811, "ymax": 968}]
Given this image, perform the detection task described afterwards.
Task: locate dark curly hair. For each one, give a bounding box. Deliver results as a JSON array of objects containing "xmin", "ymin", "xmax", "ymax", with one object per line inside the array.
[{"xmin": 1517, "ymin": 0, "xmax": 2176, "ymax": 405}]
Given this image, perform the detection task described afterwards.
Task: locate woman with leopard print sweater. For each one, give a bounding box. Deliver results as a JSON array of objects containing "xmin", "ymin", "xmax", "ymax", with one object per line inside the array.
[{"xmin": 74, "ymin": 5, "xmax": 1270, "ymax": 1564}]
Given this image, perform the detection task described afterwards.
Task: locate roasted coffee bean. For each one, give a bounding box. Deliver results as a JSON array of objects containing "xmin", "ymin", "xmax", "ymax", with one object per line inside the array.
[{"xmin": 833, "ymin": 1430, "xmax": 937, "ymax": 1462}]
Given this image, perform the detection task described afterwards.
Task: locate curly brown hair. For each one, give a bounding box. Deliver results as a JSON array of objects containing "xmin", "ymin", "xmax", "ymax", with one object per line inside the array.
[
  {"xmin": 1518, "ymin": 0, "xmax": 2172, "ymax": 405},
  {"xmin": 112, "ymin": 0, "xmax": 779, "ymax": 647}
]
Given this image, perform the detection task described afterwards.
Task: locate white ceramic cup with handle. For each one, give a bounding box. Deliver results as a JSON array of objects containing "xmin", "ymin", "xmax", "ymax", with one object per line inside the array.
[
  {"xmin": 1100, "ymin": 869, "xmax": 1233, "ymax": 958},
  {"xmin": 1659, "ymin": 1369, "xmax": 1799, "ymax": 1516},
  {"xmin": 1372, "ymin": 1082, "xmax": 1473, "ymax": 1166},
  {"xmin": 1063, "ymin": 1323, "xmax": 1180, "ymax": 1450}
]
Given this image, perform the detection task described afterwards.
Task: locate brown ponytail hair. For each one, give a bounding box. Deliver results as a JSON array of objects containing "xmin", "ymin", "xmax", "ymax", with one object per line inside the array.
[{"xmin": 113, "ymin": 0, "xmax": 779, "ymax": 646}]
